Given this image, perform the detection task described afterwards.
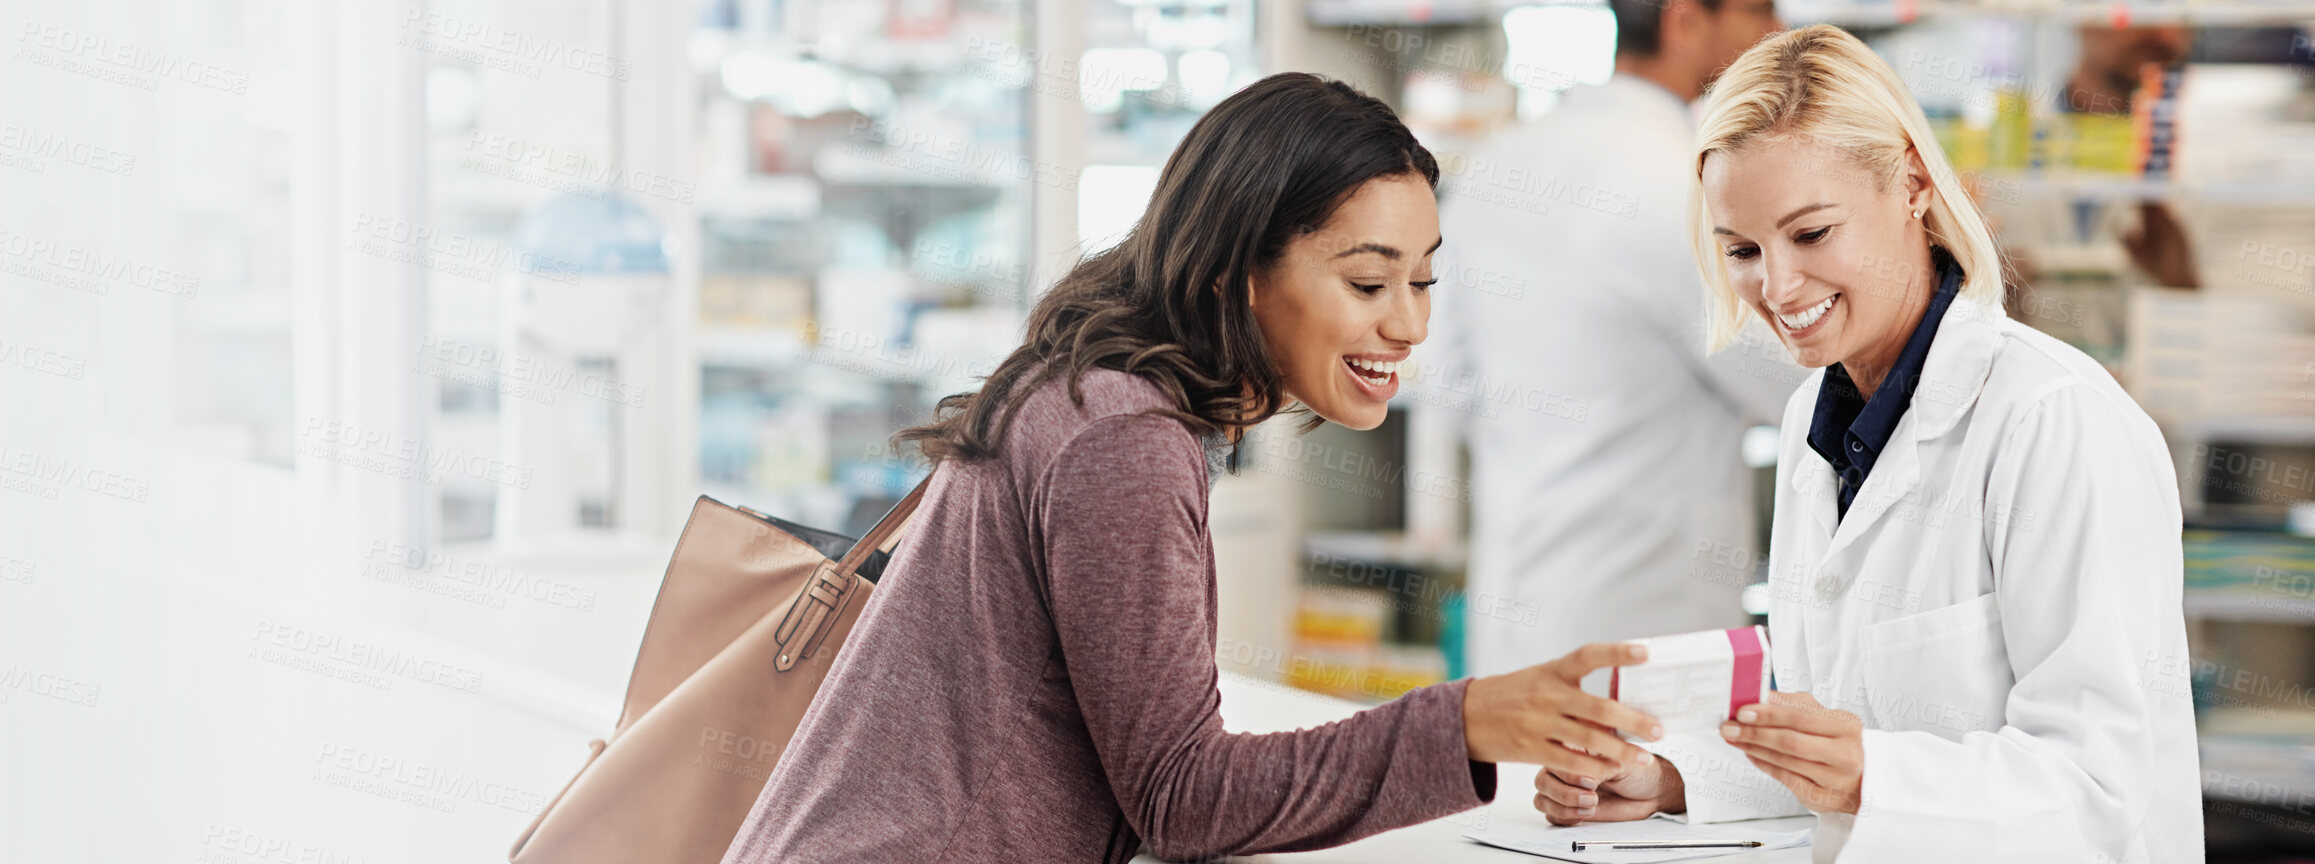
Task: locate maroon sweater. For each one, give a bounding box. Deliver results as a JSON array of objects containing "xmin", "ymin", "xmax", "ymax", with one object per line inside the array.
[{"xmin": 722, "ymin": 368, "xmax": 1495, "ymax": 863}]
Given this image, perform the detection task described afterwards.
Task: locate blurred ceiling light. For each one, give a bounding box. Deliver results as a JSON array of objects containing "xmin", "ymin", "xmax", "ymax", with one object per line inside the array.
[
  {"xmin": 1401, "ymin": 69, "xmax": 1467, "ymax": 123},
  {"xmin": 1176, "ymin": 13, "xmax": 1230, "ymax": 49},
  {"xmin": 425, "ymin": 66, "xmax": 483, "ymax": 132},
  {"xmin": 1501, "ymin": 5, "xmax": 1616, "ymax": 93},
  {"xmin": 1141, "ymin": 9, "xmax": 1214, "ymax": 50},
  {"xmin": 847, "ymin": 76, "xmax": 898, "ymax": 115},
  {"xmin": 1078, "ymin": 165, "xmax": 1160, "ymax": 251},
  {"xmin": 721, "ymin": 52, "xmax": 849, "ymax": 117},
  {"xmin": 784, "ymin": 61, "xmax": 852, "ymax": 117},
  {"xmin": 1178, "ymin": 49, "xmax": 1230, "ymax": 107},
  {"xmin": 687, "ymin": 29, "xmax": 730, "ymax": 73},
  {"xmin": 720, "ymin": 50, "xmax": 782, "ymax": 101},
  {"xmin": 1079, "ymin": 48, "xmax": 1168, "ymax": 113}
]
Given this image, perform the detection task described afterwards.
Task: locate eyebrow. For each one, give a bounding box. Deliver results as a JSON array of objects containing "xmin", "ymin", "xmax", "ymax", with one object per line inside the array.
[
  {"xmin": 1333, "ymin": 237, "xmax": 1445, "ymax": 260},
  {"xmin": 1712, "ymin": 202, "xmax": 1838, "ymax": 236},
  {"xmin": 1776, "ymin": 203, "xmax": 1837, "ymax": 228}
]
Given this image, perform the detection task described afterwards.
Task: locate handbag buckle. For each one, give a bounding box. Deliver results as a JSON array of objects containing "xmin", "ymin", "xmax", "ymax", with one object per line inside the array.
[{"xmin": 773, "ymin": 560, "xmax": 852, "ymax": 672}]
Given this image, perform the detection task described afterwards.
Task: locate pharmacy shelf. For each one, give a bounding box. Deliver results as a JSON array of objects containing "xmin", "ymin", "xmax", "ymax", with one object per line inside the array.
[
  {"xmin": 1304, "ymin": 531, "xmax": 1469, "ymax": 571},
  {"xmin": 1795, "ymin": 0, "xmax": 2315, "ymax": 26},
  {"xmin": 695, "ymin": 175, "xmax": 822, "ymax": 223},
  {"xmin": 1305, "ymin": 0, "xmax": 1502, "ymax": 27},
  {"xmin": 2201, "ymin": 708, "xmax": 2315, "ymax": 807},
  {"xmin": 2169, "ymin": 416, "xmax": 2315, "ymax": 447},
  {"xmin": 2184, "ymin": 529, "xmax": 2315, "ymax": 622},
  {"xmin": 1308, "ymin": 0, "xmax": 2315, "ymax": 27},
  {"xmin": 696, "ymin": 325, "xmax": 809, "ymax": 368},
  {"xmin": 1988, "ymin": 172, "xmax": 2315, "ymax": 208},
  {"xmin": 2188, "ymin": 588, "xmax": 2315, "ymax": 621}
]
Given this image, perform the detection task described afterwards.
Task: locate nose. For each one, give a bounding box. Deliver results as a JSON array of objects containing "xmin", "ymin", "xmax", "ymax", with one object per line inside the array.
[
  {"xmin": 1381, "ymin": 283, "xmax": 1428, "ymax": 346},
  {"xmin": 1759, "ymin": 248, "xmax": 1808, "ymax": 310}
]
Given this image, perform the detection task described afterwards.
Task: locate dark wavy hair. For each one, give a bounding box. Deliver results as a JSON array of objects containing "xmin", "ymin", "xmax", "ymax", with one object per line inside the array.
[{"xmin": 895, "ymin": 73, "xmax": 1439, "ymax": 464}]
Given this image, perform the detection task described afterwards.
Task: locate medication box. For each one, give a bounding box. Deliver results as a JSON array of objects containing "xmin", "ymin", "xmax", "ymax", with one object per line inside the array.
[{"xmin": 1610, "ymin": 625, "xmax": 1770, "ymax": 736}]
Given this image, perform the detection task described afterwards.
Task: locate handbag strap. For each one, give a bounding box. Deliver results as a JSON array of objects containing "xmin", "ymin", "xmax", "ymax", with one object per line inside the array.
[
  {"xmin": 772, "ymin": 470, "xmax": 934, "ymax": 673},
  {"xmin": 837, "ymin": 472, "xmax": 931, "ymax": 573}
]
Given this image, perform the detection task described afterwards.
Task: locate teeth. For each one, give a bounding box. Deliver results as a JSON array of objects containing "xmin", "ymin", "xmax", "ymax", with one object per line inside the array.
[
  {"xmin": 1347, "ymin": 357, "xmax": 1395, "ymax": 386},
  {"xmin": 1778, "ymin": 296, "xmax": 1835, "ymax": 330}
]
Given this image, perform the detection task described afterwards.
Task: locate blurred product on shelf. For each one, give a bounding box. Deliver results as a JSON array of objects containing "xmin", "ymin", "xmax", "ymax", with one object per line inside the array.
[
  {"xmin": 2184, "ymin": 529, "xmax": 2315, "ymax": 621},
  {"xmin": 699, "ymin": 274, "xmax": 813, "ymax": 336},
  {"xmin": 2126, "ymin": 288, "xmax": 2315, "ymax": 440},
  {"xmin": 1289, "ymin": 586, "xmax": 1448, "ymax": 702}
]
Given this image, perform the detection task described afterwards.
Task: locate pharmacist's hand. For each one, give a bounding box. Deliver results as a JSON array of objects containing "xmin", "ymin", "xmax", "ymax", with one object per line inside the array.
[
  {"xmin": 1464, "ymin": 643, "xmax": 1664, "ymax": 780},
  {"xmin": 1536, "ymin": 753, "xmax": 1686, "ymax": 825},
  {"xmin": 1722, "ymin": 690, "xmax": 1863, "ymax": 815}
]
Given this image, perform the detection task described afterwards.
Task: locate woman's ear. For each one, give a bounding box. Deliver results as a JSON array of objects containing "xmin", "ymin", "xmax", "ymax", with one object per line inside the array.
[{"xmin": 1902, "ymin": 147, "xmax": 1935, "ymax": 219}]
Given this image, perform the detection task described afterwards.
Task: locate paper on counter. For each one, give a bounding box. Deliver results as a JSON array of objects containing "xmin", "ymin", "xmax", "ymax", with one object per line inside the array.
[{"xmin": 1464, "ymin": 814, "xmax": 1811, "ymax": 863}]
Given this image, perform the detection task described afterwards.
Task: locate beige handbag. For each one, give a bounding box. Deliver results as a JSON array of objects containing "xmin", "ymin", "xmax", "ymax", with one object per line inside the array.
[{"xmin": 508, "ymin": 477, "xmax": 930, "ymax": 863}]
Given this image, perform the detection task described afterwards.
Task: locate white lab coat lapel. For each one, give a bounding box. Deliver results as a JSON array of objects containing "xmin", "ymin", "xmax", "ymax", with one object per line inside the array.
[
  {"xmin": 1784, "ymin": 295, "xmax": 2004, "ymax": 695},
  {"xmin": 1794, "ymin": 456, "xmax": 1838, "ymax": 544},
  {"xmin": 1823, "ymin": 422, "xmax": 1922, "ymax": 566},
  {"xmin": 1787, "ymin": 453, "xmax": 1841, "ymax": 684},
  {"xmin": 1823, "ymin": 296, "xmax": 2004, "ymax": 558}
]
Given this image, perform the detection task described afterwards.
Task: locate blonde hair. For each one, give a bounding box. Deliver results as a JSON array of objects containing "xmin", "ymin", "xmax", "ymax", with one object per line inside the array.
[{"xmin": 1691, "ymin": 24, "xmax": 2004, "ymax": 352}]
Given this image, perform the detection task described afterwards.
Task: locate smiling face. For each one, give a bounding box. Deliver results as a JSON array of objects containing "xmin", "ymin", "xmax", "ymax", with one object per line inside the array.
[
  {"xmin": 1250, "ymin": 173, "xmax": 1439, "ymax": 431},
  {"xmin": 1700, "ymin": 136, "xmax": 1936, "ymax": 389}
]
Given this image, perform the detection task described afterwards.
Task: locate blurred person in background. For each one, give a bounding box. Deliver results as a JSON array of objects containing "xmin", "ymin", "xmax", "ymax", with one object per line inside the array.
[{"xmin": 1435, "ymin": 0, "xmax": 1796, "ymax": 676}]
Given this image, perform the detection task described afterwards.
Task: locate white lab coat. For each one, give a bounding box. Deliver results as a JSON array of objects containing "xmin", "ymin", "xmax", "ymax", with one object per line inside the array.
[
  {"xmin": 1653, "ymin": 294, "xmax": 2203, "ymax": 863},
  {"xmin": 1432, "ymin": 75, "xmax": 1806, "ymax": 673}
]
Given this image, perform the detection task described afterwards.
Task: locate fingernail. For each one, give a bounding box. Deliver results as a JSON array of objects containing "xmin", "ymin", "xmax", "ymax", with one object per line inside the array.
[
  {"xmin": 1627, "ymin": 645, "xmax": 1648, "ymax": 662},
  {"xmin": 1576, "ymin": 807, "xmax": 1596, "ymax": 817},
  {"xmin": 1737, "ymin": 707, "xmax": 1758, "ymax": 723},
  {"xmin": 1580, "ymin": 793, "xmax": 1599, "ymax": 806},
  {"xmin": 1578, "ymin": 776, "xmax": 1600, "ymax": 789},
  {"xmin": 1650, "ymin": 724, "xmax": 1665, "ymax": 740},
  {"xmin": 1638, "ymin": 749, "xmax": 1656, "ymax": 764},
  {"xmin": 1721, "ymin": 722, "xmax": 1740, "ymax": 740}
]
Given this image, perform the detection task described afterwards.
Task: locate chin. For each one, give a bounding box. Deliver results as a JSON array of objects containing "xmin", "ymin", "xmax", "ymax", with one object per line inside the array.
[
  {"xmin": 1314, "ymin": 403, "xmax": 1388, "ymax": 431},
  {"xmin": 1775, "ymin": 328, "xmax": 1844, "ymax": 369},
  {"xmin": 1789, "ymin": 348, "xmax": 1840, "ymax": 369}
]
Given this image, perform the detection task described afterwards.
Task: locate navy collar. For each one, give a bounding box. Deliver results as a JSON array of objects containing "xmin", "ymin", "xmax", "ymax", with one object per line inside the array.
[{"xmin": 1807, "ymin": 247, "xmax": 1963, "ymax": 519}]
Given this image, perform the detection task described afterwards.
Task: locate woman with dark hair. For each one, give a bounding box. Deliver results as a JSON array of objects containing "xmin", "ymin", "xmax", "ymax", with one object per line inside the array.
[{"xmin": 722, "ymin": 73, "xmax": 1665, "ymax": 864}]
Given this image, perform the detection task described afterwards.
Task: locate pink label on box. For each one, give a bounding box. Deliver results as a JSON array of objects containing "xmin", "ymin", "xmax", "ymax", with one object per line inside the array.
[
  {"xmin": 1726, "ymin": 625, "xmax": 1765, "ymax": 718},
  {"xmin": 1607, "ymin": 625, "xmax": 1773, "ymax": 736}
]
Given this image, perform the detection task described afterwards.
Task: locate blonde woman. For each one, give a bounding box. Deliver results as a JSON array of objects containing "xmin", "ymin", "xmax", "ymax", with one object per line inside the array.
[{"xmin": 1528, "ymin": 26, "xmax": 2201, "ymax": 862}]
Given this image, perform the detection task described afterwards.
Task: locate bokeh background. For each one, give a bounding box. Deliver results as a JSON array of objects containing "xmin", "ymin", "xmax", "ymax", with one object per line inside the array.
[{"xmin": 8, "ymin": 0, "xmax": 2315, "ymax": 859}]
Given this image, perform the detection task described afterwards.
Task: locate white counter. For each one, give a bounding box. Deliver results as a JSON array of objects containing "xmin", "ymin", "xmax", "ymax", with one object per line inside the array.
[{"xmin": 1126, "ymin": 674, "xmax": 1817, "ymax": 864}]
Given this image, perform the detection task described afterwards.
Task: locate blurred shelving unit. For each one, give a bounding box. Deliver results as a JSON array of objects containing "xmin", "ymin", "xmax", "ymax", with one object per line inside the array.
[
  {"xmin": 1291, "ymin": 531, "xmax": 1466, "ymax": 699},
  {"xmin": 1789, "ymin": 0, "xmax": 2315, "ymax": 27},
  {"xmin": 680, "ymin": 0, "xmax": 1274, "ymax": 541},
  {"xmin": 1320, "ymin": 0, "xmax": 2315, "ymax": 28},
  {"xmin": 683, "ymin": 0, "xmax": 1038, "ymax": 534},
  {"xmin": 2185, "ymin": 529, "xmax": 2315, "ymax": 621}
]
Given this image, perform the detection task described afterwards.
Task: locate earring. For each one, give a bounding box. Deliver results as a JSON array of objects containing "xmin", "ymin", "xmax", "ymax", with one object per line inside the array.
[{"xmin": 1912, "ymin": 209, "xmax": 1923, "ymax": 219}]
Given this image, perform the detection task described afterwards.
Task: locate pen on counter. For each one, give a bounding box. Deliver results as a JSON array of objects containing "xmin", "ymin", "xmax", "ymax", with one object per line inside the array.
[{"xmin": 1570, "ymin": 840, "xmax": 1765, "ymax": 851}]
